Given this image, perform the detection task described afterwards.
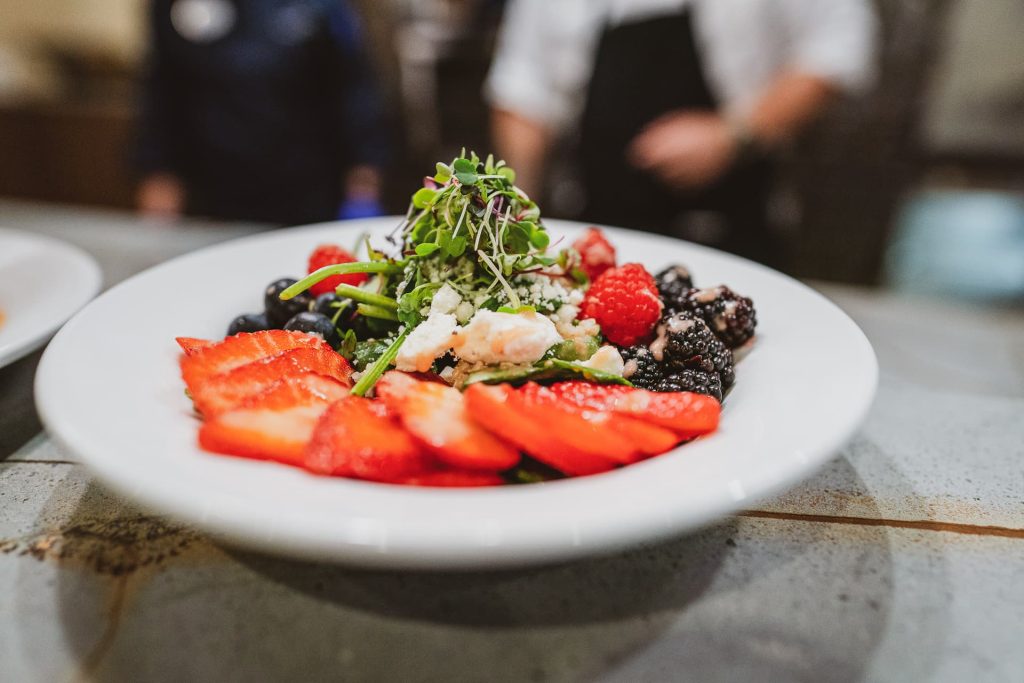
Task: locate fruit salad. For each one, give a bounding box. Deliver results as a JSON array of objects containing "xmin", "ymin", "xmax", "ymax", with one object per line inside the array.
[{"xmin": 176, "ymin": 152, "xmax": 757, "ymax": 486}]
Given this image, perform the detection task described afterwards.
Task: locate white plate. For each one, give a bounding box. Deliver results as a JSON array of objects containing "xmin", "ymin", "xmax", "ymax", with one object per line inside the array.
[
  {"xmin": 36, "ymin": 218, "xmax": 876, "ymax": 569},
  {"xmin": 0, "ymin": 228, "xmax": 102, "ymax": 368}
]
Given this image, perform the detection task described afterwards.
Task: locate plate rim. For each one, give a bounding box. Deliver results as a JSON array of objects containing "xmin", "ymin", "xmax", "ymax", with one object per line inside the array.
[
  {"xmin": 0, "ymin": 227, "xmax": 103, "ymax": 368},
  {"xmin": 34, "ymin": 218, "xmax": 877, "ymax": 568}
]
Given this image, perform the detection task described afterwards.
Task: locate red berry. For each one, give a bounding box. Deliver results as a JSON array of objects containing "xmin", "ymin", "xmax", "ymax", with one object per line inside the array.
[
  {"xmin": 579, "ymin": 263, "xmax": 662, "ymax": 346},
  {"xmin": 307, "ymin": 244, "xmax": 367, "ymax": 296},
  {"xmin": 572, "ymin": 227, "xmax": 616, "ymax": 281}
]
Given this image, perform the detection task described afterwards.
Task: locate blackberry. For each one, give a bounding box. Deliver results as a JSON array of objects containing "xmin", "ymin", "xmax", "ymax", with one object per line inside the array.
[
  {"xmin": 650, "ymin": 312, "xmax": 716, "ymax": 374},
  {"xmin": 682, "ymin": 286, "xmax": 756, "ymax": 349},
  {"xmin": 707, "ymin": 335, "xmax": 736, "ymax": 389},
  {"xmin": 620, "ymin": 345, "xmax": 664, "ymax": 390},
  {"xmin": 653, "ymin": 369, "xmax": 723, "ymax": 402},
  {"xmin": 655, "ymin": 264, "xmax": 694, "ymax": 311},
  {"xmin": 620, "ymin": 311, "xmax": 735, "ymax": 399}
]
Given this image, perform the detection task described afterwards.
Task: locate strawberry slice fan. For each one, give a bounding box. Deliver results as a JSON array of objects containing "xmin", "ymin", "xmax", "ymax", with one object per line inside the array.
[{"xmin": 176, "ymin": 330, "xmax": 720, "ymax": 487}]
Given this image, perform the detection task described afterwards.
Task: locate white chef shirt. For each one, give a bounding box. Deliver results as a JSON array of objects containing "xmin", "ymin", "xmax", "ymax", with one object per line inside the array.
[{"xmin": 485, "ymin": 0, "xmax": 877, "ymax": 133}]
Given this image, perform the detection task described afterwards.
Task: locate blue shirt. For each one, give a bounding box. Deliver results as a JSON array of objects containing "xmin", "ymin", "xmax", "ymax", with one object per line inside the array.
[{"xmin": 137, "ymin": 0, "xmax": 389, "ymax": 223}]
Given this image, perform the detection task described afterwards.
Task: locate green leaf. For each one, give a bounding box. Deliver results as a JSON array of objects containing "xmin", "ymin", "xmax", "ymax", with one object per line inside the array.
[
  {"xmin": 569, "ymin": 267, "xmax": 589, "ymax": 285},
  {"xmin": 547, "ymin": 359, "xmax": 632, "ymax": 385},
  {"xmin": 446, "ymin": 234, "xmax": 468, "ymax": 257},
  {"xmin": 463, "ymin": 358, "xmax": 631, "ymax": 387},
  {"xmin": 506, "ymin": 222, "xmax": 531, "ymax": 254},
  {"xmin": 453, "ymin": 158, "xmax": 476, "ymax": 174},
  {"xmin": 497, "ymin": 166, "xmax": 516, "ymax": 184},
  {"xmin": 412, "ymin": 187, "xmax": 438, "ymax": 209},
  {"xmin": 434, "ymin": 162, "xmax": 452, "ymax": 183},
  {"xmin": 397, "ymin": 293, "xmax": 423, "ymax": 327},
  {"xmin": 455, "ymin": 170, "xmax": 478, "ymax": 185},
  {"xmin": 351, "ymin": 339, "xmax": 390, "ymax": 371},
  {"xmin": 543, "ymin": 336, "xmax": 600, "ymax": 362},
  {"xmin": 337, "ymin": 329, "xmax": 358, "ymax": 359},
  {"xmin": 415, "ymin": 243, "xmax": 441, "ymax": 257},
  {"xmin": 529, "ymin": 229, "xmax": 550, "ymax": 249},
  {"xmin": 496, "ymin": 305, "xmax": 537, "ymax": 314},
  {"xmin": 350, "ymin": 332, "xmax": 409, "ymax": 397}
]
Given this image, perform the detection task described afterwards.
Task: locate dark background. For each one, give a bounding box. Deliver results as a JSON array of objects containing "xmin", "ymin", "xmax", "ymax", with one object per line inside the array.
[{"xmin": 1, "ymin": 0, "xmax": 1022, "ymax": 285}]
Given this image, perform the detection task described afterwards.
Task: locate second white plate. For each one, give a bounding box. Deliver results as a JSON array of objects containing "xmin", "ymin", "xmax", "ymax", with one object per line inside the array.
[{"xmin": 0, "ymin": 228, "xmax": 102, "ymax": 368}]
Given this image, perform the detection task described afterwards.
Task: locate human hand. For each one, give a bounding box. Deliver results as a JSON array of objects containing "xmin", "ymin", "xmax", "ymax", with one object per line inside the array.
[
  {"xmin": 627, "ymin": 112, "xmax": 737, "ymax": 190},
  {"xmin": 137, "ymin": 173, "xmax": 185, "ymax": 219}
]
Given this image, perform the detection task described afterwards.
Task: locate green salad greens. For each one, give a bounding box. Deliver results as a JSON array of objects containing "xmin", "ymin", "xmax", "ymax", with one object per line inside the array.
[{"xmin": 280, "ymin": 151, "xmax": 624, "ymax": 396}]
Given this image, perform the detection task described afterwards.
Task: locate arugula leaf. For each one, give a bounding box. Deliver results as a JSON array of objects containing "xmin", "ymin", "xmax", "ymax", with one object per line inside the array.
[{"xmin": 351, "ymin": 339, "xmax": 390, "ymax": 371}]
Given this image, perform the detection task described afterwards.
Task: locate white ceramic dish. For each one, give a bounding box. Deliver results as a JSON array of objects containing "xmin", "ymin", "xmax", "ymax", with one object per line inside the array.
[
  {"xmin": 0, "ymin": 228, "xmax": 102, "ymax": 368},
  {"xmin": 35, "ymin": 218, "xmax": 876, "ymax": 569}
]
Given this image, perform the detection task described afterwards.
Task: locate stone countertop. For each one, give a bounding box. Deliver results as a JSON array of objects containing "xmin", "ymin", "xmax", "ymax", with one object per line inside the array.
[{"xmin": 1, "ymin": 200, "xmax": 1022, "ymax": 682}]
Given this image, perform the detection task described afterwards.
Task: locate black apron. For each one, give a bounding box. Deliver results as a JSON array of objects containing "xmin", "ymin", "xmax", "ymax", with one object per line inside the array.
[{"xmin": 579, "ymin": 9, "xmax": 777, "ymax": 264}]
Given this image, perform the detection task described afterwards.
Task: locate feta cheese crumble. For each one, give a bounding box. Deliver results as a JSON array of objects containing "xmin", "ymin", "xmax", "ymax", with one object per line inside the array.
[
  {"xmin": 394, "ymin": 312, "xmax": 459, "ymax": 373},
  {"xmin": 451, "ymin": 310, "xmax": 562, "ymax": 365},
  {"xmin": 430, "ymin": 283, "xmax": 462, "ymax": 315},
  {"xmin": 578, "ymin": 345, "xmax": 625, "ymax": 376}
]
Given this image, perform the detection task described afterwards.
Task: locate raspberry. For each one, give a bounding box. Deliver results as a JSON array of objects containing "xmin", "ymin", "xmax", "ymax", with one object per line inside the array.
[
  {"xmin": 580, "ymin": 263, "xmax": 662, "ymax": 346},
  {"xmin": 307, "ymin": 244, "xmax": 368, "ymax": 296},
  {"xmin": 572, "ymin": 227, "xmax": 616, "ymax": 282}
]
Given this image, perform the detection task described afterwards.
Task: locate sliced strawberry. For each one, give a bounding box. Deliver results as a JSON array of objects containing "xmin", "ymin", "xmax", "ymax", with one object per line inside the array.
[
  {"xmin": 198, "ymin": 374, "xmax": 341, "ymax": 466},
  {"xmin": 176, "ymin": 337, "xmax": 214, "ymax": 355},
  {"xmin": 191, "ymin": 347, "xmax": 352, "ymax": 417},
  {"xmin": 605, "ymin": 415, "xmax": 681, "ymax": 456},
  {"xmin": 377, "ymin": 372, "xmax": 520, "ymax": 472},
  {"xmin": 463, "ymin": 383, "xmax": 616, "ymax": 476},
  {"xmin": 180, "ymin": 330, "xmax": 329, "ymax": 395},
  {"xmin": 304, "ymin": 396, "xmax": 434, "ymax": 482},
  {"xmin": 237, "ymin": 372, "xmax": 349, "ymax": 409},
  {"xmin": 397, "ymin": 470, "xmax": 505, "ymax": 487},
  {"xmin": 542, "ymin": 381, "xmax": 720, "ymax": 436},
  {"xmin": 519, "ymin": 383, "xmax": 681, "ymax": 456},
  {"xmin": 513, "ymin": 384, "xmax": 642, "ymax": 464}
]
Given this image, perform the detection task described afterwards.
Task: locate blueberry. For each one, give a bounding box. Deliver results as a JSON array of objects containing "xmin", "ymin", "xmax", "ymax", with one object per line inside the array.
[
  {"xmin": 227, "ymin": 312, "xmax": 271, "ymax": 336},
  {"xmin": 313, "ymin": 292, "xmax": 350, "ymax": 319},
  {"xmin": 284, "ymin": 311, "xmax": 339, "ymax": 346},
  {"xmin": 265, "ymin": 278, "xmax": 313, "ymax": 327}
]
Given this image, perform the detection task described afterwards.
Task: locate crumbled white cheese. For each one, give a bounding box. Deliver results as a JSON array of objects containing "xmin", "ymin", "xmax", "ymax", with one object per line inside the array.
[
  {"xmin": 578, "ymin": 345, "xmax": 625, "ymax": 376},
  {"xmin": 551, "ymin": 303, "xmax": 600, "ymax": 340},
  {"xmin": 430, "ymin": 283, "xmax": 462, "ymax": 315},
  {"xmin": 454, "ymin": 301, "xmax": 476, "ymax": 324},
  {"xmin": 507, "ymin": 273, "xmax": 585, "ymax": 313},
  {"xmin": 394, "ymin": 312, "xmax": 459, "ymax": 373},
  {"xmin": 451, "ymin": 310, "xmax": 562, "ymax": 365}
]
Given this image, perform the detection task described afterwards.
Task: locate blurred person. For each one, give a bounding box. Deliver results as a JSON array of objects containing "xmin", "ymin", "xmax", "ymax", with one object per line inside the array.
[
  {"xmin": 485, "ymin": 0, "xmax": 876, "ymax": 264},
  {"xmin": 136, "ymin": 0, "xmax": 389, "ymax": 225}
]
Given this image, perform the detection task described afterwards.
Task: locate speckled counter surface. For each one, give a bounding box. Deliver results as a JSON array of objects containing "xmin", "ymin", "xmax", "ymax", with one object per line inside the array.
[{"xmin": 2, "ymin": 200, "xmax": 1022, "ymax": 683}]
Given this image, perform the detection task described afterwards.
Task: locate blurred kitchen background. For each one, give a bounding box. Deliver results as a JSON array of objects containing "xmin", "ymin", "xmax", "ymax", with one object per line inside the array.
[{"xmin": 1, "ymin": 0, "xmax": 1022, "ymax": 299}]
